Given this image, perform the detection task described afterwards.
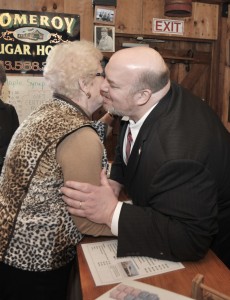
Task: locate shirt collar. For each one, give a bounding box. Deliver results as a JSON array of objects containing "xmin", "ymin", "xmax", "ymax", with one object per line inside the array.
[{"xmin": 129, "ymin": 102, "xmax": 159, "ymax": 130}]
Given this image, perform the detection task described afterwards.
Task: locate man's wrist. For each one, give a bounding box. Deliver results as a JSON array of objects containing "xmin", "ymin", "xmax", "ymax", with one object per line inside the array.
[{"xmin": 110, "ymin": 201, "xmax": 123, "ymax": 236}]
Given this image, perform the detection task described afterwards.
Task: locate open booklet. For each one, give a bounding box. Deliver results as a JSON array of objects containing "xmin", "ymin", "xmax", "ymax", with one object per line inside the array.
[
  {"xmin": 95, "ymin": 279, "xmax": 193, "ymax": 300},
  {"xmin": 81, "ymin": 239, "xmax": 184, "ymax": 286}
]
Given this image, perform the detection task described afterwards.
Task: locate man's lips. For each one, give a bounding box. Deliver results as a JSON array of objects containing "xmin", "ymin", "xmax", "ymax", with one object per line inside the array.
[
  {"xmin": 101, "ymin": 94, "xmax": 110, "ymax": 103},
  {"xmin": 100, "ymin": 91, "xmax": 108, "ymax": 97}
]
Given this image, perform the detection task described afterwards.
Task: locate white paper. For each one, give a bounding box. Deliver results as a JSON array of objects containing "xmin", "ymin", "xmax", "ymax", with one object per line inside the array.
[
  {"xmin": 81, "ymin": 239, "xmax": 184, "ymax": 286},
  {"xmin": 2, "ymin": 76, "xmax": 52, "ymax": 124},
  {"xmin": 96, "ymin": 279, "xmax": 193, "ymax": 300}
]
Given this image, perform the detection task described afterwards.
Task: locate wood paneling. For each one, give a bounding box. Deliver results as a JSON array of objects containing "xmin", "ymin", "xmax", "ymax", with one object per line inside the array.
[
  {"xmin": 0, "ymin": 0, "xmax": 64, "ymax": 12},
  {"xmin": 185, "ymin": 3, "xmax": 219, "ymax": 40},
  {"xmin": 221, "ymin": 4, "xmax": 230, "ymax": 131},
  {"xmin": 64, "ymin": 0, "xmax": 93, "ymax": 41},
  {"xmin": 194, "ymin": 0, "xmax": 227, "ymax": 3},
  {"xmin": 115, "ymin": 1, "xmax": 219, "ymax": 40},
  {"xmin": 222, "ymin": 67, "xmax": 230, "ymax": 131},
  {"xmin": 142, "ymin": 2, "xmax": 219, "ymax": 40},
  {"xmin": 115, "ymin": 0, "xmax": 142, "ymax": 34}
]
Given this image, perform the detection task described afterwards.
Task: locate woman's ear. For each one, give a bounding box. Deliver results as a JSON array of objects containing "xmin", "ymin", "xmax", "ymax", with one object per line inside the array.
[
  {"xmin": 79, "ymin": 78, "xmax": 92, "ymax": 99},
  {"xmin": 136, "ymin": 89, "xmax": 152, "ymax": 106},
  {"xmin": 78, "ymin": 78, "xmax": 90, "ymax": 97}
]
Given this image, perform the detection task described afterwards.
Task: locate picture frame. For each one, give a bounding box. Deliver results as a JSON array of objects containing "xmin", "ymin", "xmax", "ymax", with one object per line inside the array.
[
  {"xmin": 94, "ymin": 25, "xmax": 115, "ymax": 52},
  {"xmin": 93, "ymin": 0, "xmax": 117, "ymax": 6},
  {"xmin": 94, "ymin": 6, "xmax": 116, "ymax": 25}
]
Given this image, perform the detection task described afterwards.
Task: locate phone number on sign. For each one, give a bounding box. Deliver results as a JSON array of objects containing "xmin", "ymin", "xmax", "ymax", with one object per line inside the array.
[{"xmin": 1, "ymin": 60, "xmax": 46, "ymax": 72}]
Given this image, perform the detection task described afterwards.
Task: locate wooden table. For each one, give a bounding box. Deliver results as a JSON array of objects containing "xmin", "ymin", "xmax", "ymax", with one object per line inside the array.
[{"xmin": 77, "ymin": 237, "xmax": 230, "ymax": 300}]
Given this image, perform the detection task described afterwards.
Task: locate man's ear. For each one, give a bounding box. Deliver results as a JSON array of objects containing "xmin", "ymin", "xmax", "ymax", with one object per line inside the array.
[{"xmin": 136, "ymin": 89, "xmax": 152, "ymax": 106}]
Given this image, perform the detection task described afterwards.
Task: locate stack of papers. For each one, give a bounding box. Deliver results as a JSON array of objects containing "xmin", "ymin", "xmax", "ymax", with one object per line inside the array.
[{"xmin": 96, "ymin": 279, "xmax": 193, "ymax": 299}]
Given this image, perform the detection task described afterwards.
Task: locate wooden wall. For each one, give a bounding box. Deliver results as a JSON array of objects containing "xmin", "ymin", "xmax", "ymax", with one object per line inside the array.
[
  {"xmin": 0, "ymin": 0, "xmax": 229, "ymax": 135},
  {"xmin": 220, "ymin": 4, "xmax": 230, "ymax": 132}
]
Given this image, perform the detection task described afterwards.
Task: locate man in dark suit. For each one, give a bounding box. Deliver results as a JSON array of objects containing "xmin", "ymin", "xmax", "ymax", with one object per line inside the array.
[
  {"xmin": 61, "ymin": 46, "xmax": 230, "ymax": 268},
  {"xmin": 0, "ymin": 63, "xmax": 19, "ymax": 174}
]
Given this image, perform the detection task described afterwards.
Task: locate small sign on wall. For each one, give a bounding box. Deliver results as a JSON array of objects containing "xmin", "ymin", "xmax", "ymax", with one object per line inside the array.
[{"xmin": 152, "ymin": 18, "xmax": 184, "ymax": 35}]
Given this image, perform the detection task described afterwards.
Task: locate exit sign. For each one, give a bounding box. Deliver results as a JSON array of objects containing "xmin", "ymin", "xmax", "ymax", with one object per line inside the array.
[{"xmin": 152, "ymin": 18, "xmax": 184, "ymax": 35}]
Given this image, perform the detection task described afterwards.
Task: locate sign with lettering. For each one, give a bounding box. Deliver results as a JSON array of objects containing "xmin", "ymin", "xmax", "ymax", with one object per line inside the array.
[
  {"xmin": 0, "ymin": 10, "xmax": 80, "ymax": 74},
  {"xmin": 2, "ymin": 76, "xmax": 52, "ymax": 123},
  {"xmin": 152, "ymin": 18, "xmax": 184, "ymax": 35}
]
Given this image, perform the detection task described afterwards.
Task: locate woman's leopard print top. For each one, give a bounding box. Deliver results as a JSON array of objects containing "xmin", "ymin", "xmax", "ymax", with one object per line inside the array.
[{"xmin": 0, "ymin": 95, "xmax": 108, "ymax": 271}]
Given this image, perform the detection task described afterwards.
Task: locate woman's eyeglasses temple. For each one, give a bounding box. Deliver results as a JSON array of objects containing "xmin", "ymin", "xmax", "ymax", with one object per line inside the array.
[{"xmin": 96, "ymin": 71, "xmax": 105, "ymax": 78}]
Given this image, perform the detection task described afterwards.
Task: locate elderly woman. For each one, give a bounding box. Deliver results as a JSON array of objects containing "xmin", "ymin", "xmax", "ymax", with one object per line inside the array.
[
  {"xmin": 0, "ymin": 40, "xmax": 113, "ymax": 300},
  {"xmin": 0, "ymin": 62, "xmax": 19, "ymax": 174}
]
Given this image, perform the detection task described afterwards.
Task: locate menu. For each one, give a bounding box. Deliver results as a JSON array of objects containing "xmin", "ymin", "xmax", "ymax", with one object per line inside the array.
[
  {"xmin": 2, "ymin": 75, "xmax": 52, "ymax": 123},
  {"xmin": 81, "ymin": 239, "xmax": 184, "ymax": 286}
]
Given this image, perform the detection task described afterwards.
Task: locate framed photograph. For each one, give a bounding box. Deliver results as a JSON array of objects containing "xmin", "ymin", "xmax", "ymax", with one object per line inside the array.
[
  {"xmin": 94, "ymin": 25, "xmax": 115, "ymax": 52},
  {"xmin": 94, "ymin": 6, "xmax": 116, "ymax": 25},
  {"xmin": 93, "ymin": 0, "xmax": 117, "ymax": 5}
]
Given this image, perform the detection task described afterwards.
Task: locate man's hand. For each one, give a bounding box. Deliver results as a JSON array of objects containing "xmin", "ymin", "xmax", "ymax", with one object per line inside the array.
[
  {"xmin": 61, "ymin": 169, "xmax": 119, "ymax": 227},
  {"xmin": 108, "ymin": 179, "xmax": 123, "ymax": 197}
]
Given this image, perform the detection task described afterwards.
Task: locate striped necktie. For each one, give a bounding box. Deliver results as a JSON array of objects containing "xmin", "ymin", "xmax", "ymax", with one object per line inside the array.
[{"xmin": 126, "ymin": 127, "xmax": 133, "ymax": 162}]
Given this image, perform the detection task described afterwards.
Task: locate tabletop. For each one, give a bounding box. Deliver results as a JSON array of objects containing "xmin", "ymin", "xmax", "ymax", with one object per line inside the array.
[{"xmin": 77, "ymin": 236, "xmax": 230, "ymax": 300}]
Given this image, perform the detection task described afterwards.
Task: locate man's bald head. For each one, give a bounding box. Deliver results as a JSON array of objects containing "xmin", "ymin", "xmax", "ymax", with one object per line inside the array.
[
  {"xmin": 108, "ymin": 46, "xmax": 170, "ymax": 94},
  {"xmin": 110, "ymin": 47, "xmax": 166, "ymax": 72}
]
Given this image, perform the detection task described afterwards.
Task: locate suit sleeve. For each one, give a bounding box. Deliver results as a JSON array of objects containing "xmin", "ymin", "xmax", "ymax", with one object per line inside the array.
[
  {"xmin": 56, "ymin": 126, "xmax": 113, "ymax": 237},
  {"xmin": 117, "ymin": 159, "xmax": 218, "ymax": 261}
]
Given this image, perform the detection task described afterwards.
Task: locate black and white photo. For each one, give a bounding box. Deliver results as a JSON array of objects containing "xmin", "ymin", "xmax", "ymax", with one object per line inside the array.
[
  {"xmin": 94, "ymin": 25, "xmax": 115, "ymax": 52},
  {"xmin": 94, "ymin": 6, "xmax": 116, "ymax": 25}
]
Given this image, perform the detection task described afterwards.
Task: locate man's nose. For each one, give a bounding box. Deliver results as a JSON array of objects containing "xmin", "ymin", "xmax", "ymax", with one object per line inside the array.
[{"xmin": 100, "ymin": 78, "xmax": 108, "ymax": 91}]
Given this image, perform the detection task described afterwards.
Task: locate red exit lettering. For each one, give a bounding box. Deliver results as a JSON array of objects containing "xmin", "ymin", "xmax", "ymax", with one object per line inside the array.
[{"xmin": 153, "ymin": 18, "xmax": 184, "ymax": 35}]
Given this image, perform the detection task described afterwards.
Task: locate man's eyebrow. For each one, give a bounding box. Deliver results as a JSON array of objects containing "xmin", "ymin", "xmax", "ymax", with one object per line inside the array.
[
  {"xmin": 106, "ymin": 77, "xmax": 116, "ymax": 85},
  {"xmin": 106, "ymin": 73, "xmax": 118, "ymax": 83}
]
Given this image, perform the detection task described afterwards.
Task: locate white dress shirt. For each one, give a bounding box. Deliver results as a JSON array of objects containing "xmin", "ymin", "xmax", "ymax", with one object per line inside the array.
[{"xmin": 111, "ymin": 104, "xmax": 158, "ymax": 235}]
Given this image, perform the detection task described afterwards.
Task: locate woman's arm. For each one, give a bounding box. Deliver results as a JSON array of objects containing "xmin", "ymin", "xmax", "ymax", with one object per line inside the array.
[{"xmin": 56, "ymin": 126, "xmax": 113, "ymax": 236}]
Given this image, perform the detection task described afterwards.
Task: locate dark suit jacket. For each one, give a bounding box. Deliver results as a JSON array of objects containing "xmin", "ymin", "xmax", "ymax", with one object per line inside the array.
[
  {"xmin": 0, "ymin": 99, "xmax": 19, "ymax": 173},
  {"xmin": 110, "ymin": 82, "xmax": 230, "ymax": 267}
]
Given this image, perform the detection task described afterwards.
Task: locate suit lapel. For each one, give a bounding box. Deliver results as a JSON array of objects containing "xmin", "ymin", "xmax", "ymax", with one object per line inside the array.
[{"xmin": 124, "ymin": 88, "xmax": 172, "ymax": 188}]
